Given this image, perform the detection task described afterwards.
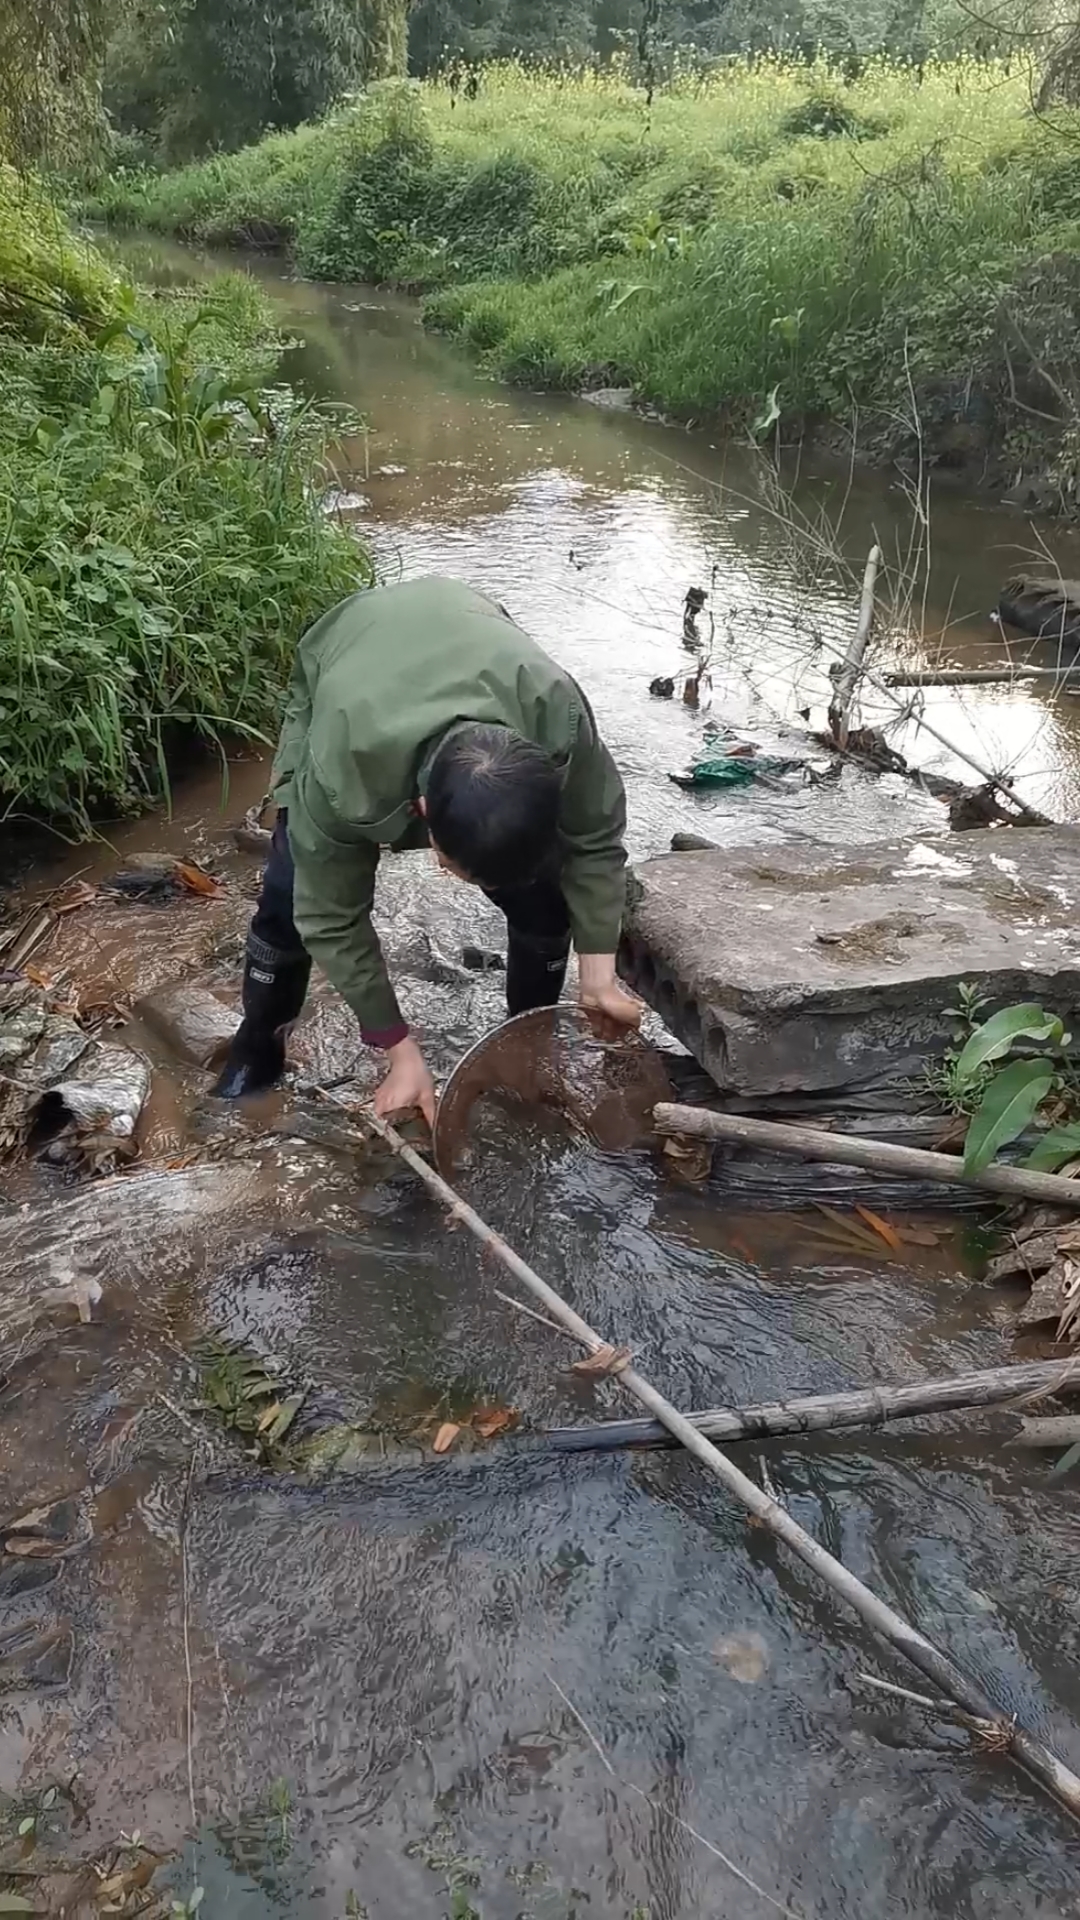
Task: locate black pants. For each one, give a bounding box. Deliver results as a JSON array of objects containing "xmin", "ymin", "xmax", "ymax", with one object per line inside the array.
[{"xmin": 251, "ymin": 810, "xmax": 571, "ymax": 1018}]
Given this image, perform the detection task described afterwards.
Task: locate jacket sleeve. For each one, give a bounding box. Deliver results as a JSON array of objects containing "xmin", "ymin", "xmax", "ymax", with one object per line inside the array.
[
  {"xmin": 286, "ymin": 778, "xmax": 407, "ymax": 1046},
  {"xmin": 270, "ymin": 649, "xmax": 316, "ymax": 799},
  {"xmin": 557, "ymin": 692, "xmax": 628, "ymax": 954}
]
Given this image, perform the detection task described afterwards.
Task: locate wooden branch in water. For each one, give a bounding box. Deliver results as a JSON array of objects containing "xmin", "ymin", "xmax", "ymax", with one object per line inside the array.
[
  {"xmin": 543, "ymin": 1357, "xmax": 1080, "ymax": 1454},
  {"xmin": 1015, "ymin": 1414, "xmax": 1080, "ymax": 1448},
  {"xmin": 653, "ymin": 1103, "xmax": 1080, "ymax": 1211},
  {"xmin": 885, "ymin": 667, "xmax": 1080, "ymax": 688},
  {"xmin": 829, "ymin": 544, "xmax": 881, "ymax": 747},
  {"xmin": 312, "ymin": 1085, "xmax": 1080, "ymax": 1825}
]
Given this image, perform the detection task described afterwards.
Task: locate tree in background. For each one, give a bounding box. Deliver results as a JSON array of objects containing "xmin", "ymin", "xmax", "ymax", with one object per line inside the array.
[
  {"xmin": 0, "ymin": 0, "xmax": 113, "ymax": 165},
  {"xmin": 105, "ymin": 0, "xmax": 412, "ymax": 162}
]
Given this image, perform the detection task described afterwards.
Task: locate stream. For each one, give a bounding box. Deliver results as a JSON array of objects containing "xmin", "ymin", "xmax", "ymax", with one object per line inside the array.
[{"xmin": 3, "ymin": 240, "xmax": 1080, "ymax": 1917}]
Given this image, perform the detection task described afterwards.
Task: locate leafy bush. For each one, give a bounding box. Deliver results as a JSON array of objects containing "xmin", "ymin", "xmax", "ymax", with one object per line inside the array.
[{"xmin": 0, "ymin": 296, "xmax": 367, "ymax": 829}]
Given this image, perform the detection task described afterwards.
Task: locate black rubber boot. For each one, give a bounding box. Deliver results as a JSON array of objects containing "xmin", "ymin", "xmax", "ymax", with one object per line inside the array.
[
  {"xmin": 211, "ymin": 942, "xmax": 312, "ymax": 1097},
  {"xmin": 505, "ymin": 929, "xmax": 570, "ymax": 1017}
]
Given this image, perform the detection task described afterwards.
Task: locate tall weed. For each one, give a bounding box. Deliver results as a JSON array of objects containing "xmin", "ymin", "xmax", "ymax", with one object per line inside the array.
[{"xmin": 0, "ymin": 310, "xmax": 367, "ymax": 828}]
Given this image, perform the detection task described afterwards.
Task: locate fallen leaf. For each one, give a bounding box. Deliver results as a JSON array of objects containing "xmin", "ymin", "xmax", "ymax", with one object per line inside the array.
[
  {"xmin": 6, "ymin": 1502, "xmax": 56, "ymax": 1535},
  {"xmin": 896, "ymin": 1224, "xmax": 941, "ymax": 1248},
  {"xmin": 54, "ymin": 879, "xmax": 98, "ymax": 914},
  {"xmin": 810, "ymin": 1202, "xmax": 887, "ymax": 1255},
  {"xmin": 433, "ymin": 1422, "xmax": 461, "ymax": 1454},
  {"xmin": 95, "ymin": 1855, "xmax": 156, "ymax": 1902},
  {"xmin": 572, "ymin": 1343, "xmax": 632, "ymax": 1379},
  {"xmin": 713, "ymin": 1630, "xmax": 770, "ymax": 1683},
  {"xmin": 3, "ymin": 1536, "xmax": 60, "ymax": 1558},
  {"xmin": 173, "ymin": 860, "xmax": 221, "ymax": 897},
  {"xmin": 472, "ymin": 1406, "xmax": 517, "ymax": 1439},
  {"xmin": 854, "ymin": 1204, "xmax": 903, "ymax": 1252}
]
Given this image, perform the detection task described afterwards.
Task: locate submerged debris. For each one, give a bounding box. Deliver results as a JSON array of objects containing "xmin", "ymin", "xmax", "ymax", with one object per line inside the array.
[
  {"xmin": 31, "ymin": 1043, "xmax": 150, "ymax": 1176},
  {"xmin": 137, "ymin": 979, "xmax": 238, "ymax": 1068}
]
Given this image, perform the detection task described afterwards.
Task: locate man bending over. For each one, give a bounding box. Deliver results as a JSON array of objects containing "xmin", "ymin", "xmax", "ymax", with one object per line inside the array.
[{"xmin": 213, "ymin": 575, "xmax": 640, "ymax": 1123}]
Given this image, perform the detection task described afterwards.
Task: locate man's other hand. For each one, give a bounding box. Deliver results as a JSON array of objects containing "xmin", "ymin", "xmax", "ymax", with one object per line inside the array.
[
  {"xmin": 374, "ymin": 1035, "xmax": 437, "ymax": 1129},
  {"xmin": 577, "ymin": 954, "xmax": 643, "ymax": 1042}
]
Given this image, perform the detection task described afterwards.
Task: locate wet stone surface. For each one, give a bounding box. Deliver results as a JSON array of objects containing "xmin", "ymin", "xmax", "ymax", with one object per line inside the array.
[{"xmin": 624, "ymin": 829, "xmax": 1080, "ymax": 1095}]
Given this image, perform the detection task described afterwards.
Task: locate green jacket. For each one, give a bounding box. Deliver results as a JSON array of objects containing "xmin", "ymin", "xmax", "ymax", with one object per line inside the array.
[{"xmin": 271, "ymin": 576, "xmax": 627, "ymax": 1041}]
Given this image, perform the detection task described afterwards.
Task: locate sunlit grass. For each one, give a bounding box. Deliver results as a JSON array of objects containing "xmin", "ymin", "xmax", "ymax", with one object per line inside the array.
[{"xmin": 83, "ymin": 54, "xmax": 1074, "ymax": 441}]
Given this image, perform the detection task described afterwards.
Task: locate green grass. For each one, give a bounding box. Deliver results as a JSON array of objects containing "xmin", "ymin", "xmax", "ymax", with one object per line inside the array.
[
  {"xmin": 84, "ymin": 57, "xmax": 1080, "ymax": 486},
  {"xmin": 1, "ymin": 169, "xmax": 369, "ymax": 831}
]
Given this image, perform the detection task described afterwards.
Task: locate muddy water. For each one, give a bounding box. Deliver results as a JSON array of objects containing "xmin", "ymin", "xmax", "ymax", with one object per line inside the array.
[{"xmin": 3, "ymin": 241, "xmax": 1080, "ymax": 1916}]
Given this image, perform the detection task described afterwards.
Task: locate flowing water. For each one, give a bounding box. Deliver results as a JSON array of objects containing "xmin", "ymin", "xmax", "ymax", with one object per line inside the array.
[{"xmin": 4, "ymin": 241, "xmax": 1080, "ymax": 1916}]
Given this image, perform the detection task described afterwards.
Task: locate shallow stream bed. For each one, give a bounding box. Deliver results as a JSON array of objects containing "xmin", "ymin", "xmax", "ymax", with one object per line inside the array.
[{"xmin": 2, "ymin": 243, "xmax": 1080, "ymax": 1917}]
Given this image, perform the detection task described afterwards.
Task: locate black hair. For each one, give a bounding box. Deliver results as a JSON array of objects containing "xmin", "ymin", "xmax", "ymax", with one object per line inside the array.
[{"xmin": 425, "ymin": 723, "xmax": 561, "ymax": 889}]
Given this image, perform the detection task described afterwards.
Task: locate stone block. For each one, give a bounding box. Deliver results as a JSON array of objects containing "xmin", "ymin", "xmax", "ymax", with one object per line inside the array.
[{"xmin": 620, "ymin": 830, "xmax": 1080, "ymax": 1097}]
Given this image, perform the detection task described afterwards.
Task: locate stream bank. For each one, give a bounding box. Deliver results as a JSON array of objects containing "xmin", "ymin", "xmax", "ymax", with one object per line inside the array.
[
  {"xmin": 5, "ymin": 241, "xmax": 1080, "ymax": 1917},
  {"xmin": 85, "ymin": 61, "xmax": 1080, "ymax": 510}
]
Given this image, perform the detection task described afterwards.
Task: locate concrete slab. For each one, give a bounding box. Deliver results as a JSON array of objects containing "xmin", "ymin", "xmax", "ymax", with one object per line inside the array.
[{"xmin": 620, "ymin": 829, "xmax": 1080, "ymax": 1096}]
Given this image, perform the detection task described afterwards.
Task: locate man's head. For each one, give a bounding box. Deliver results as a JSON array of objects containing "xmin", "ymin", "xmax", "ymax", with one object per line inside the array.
[{"xmin": 422, "ymin": 723, "xmax": 561, "ymax": 891}]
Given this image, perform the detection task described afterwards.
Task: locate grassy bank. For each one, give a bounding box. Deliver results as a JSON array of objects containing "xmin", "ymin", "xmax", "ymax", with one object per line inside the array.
[
  {"xmin": 1, "ymin": 169, "xmax": 368, "ymax": 832},
  {"xmin": 86, "ymin": 59, "xmax": 1080, "ymax": 501}
]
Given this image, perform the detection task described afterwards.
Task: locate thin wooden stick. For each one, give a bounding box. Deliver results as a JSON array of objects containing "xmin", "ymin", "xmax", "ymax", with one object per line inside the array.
[
  {"xmin": 314, "ymin": 1086, "xmax": 1080, "ymax": 1825},
  {"xmin": 493, "ymin": 1287, "xmax": 578, "ymax": 1342},
  {"xmin": 541, "ymin": 1356, "xmax": 1080, "ymax": 1454},
  {"xmin": 653, "ymin": 1103, "xmax": 1080, "ymax": 1211},
  {"xmin": 829, "ymin": 543, "xmax": 881, "ymax": 747},
  {"xmin": 545, "ymin": 1674, "xmax": 802, "ymax": 1917},
  {"xmin": 857, "ymin": 1671, "xmax": 1003, "ymax": 1740},
  {"xmin": 885, "ymin": 667, "xmax": 1080, "ymax": 687},
  {"xmin": 180, "ymin": 1450, "xmax": 197, "ymax": 1828}
]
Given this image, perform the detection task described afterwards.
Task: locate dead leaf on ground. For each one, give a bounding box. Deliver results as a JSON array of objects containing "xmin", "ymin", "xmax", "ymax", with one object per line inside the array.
[
  {"xmin": 1016, "ymin": 1256, "xmax": 1080, "ymax": 1331},
  {"xmin": 1057, "ymin": 1260, "xmax": 1080, "ymax": 1342},
  {"xmin": 95, "ymin": 1853, "xmax": 158, "ymax": 1903},
  {"xmin": 472, "ymin": 1406, "xmax": 518, "ymax": 1440},
  {"xmin": 54, "ymin": 879, "xmax": 98, "ymax": 915},
  {"xmin": 572, "ymin": 1343, "xmax": 632, "ymax": 1379},
  {"xmin": 811, "ymin": 1202, "xmax": 892, "ymax": 1256},
  {"xmin": 896, "ymin": 1224, "xmax": 941, "ymax": 1248},
  {"xmin": 3, "ymin": 1535, "xmax": 62, "ymax": 1558},
  {"xmin": 5, "ymin": 1502, "xmax": 58, "ymax": 1535},
  {"xmin": 713, "ymin": 1630, "xmax": 770, "ymax": 1684},
  {"xmin": 433, "ymin": 1421, "xmax": 461, "ymax": 1454},
  {"xmin": 854, "ymin": 1204, "xmax": 903, "ymax": 1252},
  {"xmin": 174, "ymin": 860, "xmax": 221, "ymax": 897},
  {"xmin": 662, "ymin": 1136, "xmax": 712, "ymax": 1182}
]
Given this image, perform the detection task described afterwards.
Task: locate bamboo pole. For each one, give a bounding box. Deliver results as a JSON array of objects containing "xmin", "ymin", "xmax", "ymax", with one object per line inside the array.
[
  {"xmin": 317, "ymin": 1088, "xmax": 1080, "ymax": 1824},
  {"xmin": 885, "ymin": 668, "xmax": 1080, "ymax": 688},
  {"xmin": 542, "ymin": 1357, "xmax": 1080, "ymax": 1454},
  {"xmin": 829, "ymin": 544, "xmax": 881, "ymax": 748},
  {"xmin": 653, "ymin": 1104, "xmax": 1080, "ymax": 1211}
]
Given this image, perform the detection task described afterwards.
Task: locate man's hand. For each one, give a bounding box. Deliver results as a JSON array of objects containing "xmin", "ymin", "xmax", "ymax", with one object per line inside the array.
[
  {"xmin": 373, "ymin": 1035, "xmax": 437, "ymax": 1128},
  {"xmin": 577, "ymin": 953, "xmax": 643, "ymax": 1042}
]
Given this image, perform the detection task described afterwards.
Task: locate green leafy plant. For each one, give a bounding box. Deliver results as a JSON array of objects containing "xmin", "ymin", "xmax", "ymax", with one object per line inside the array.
[
  {"xmin": 945, "ymin": 1000, "xmax": 1074, "ymax": 1175},
  {"xmin": 0, "ymin": 288, "xmax": 367, "ymax": 830},
  {"xmin": 196, "ymin": 1335, "xmax": 307, "ymax": 1461}
]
